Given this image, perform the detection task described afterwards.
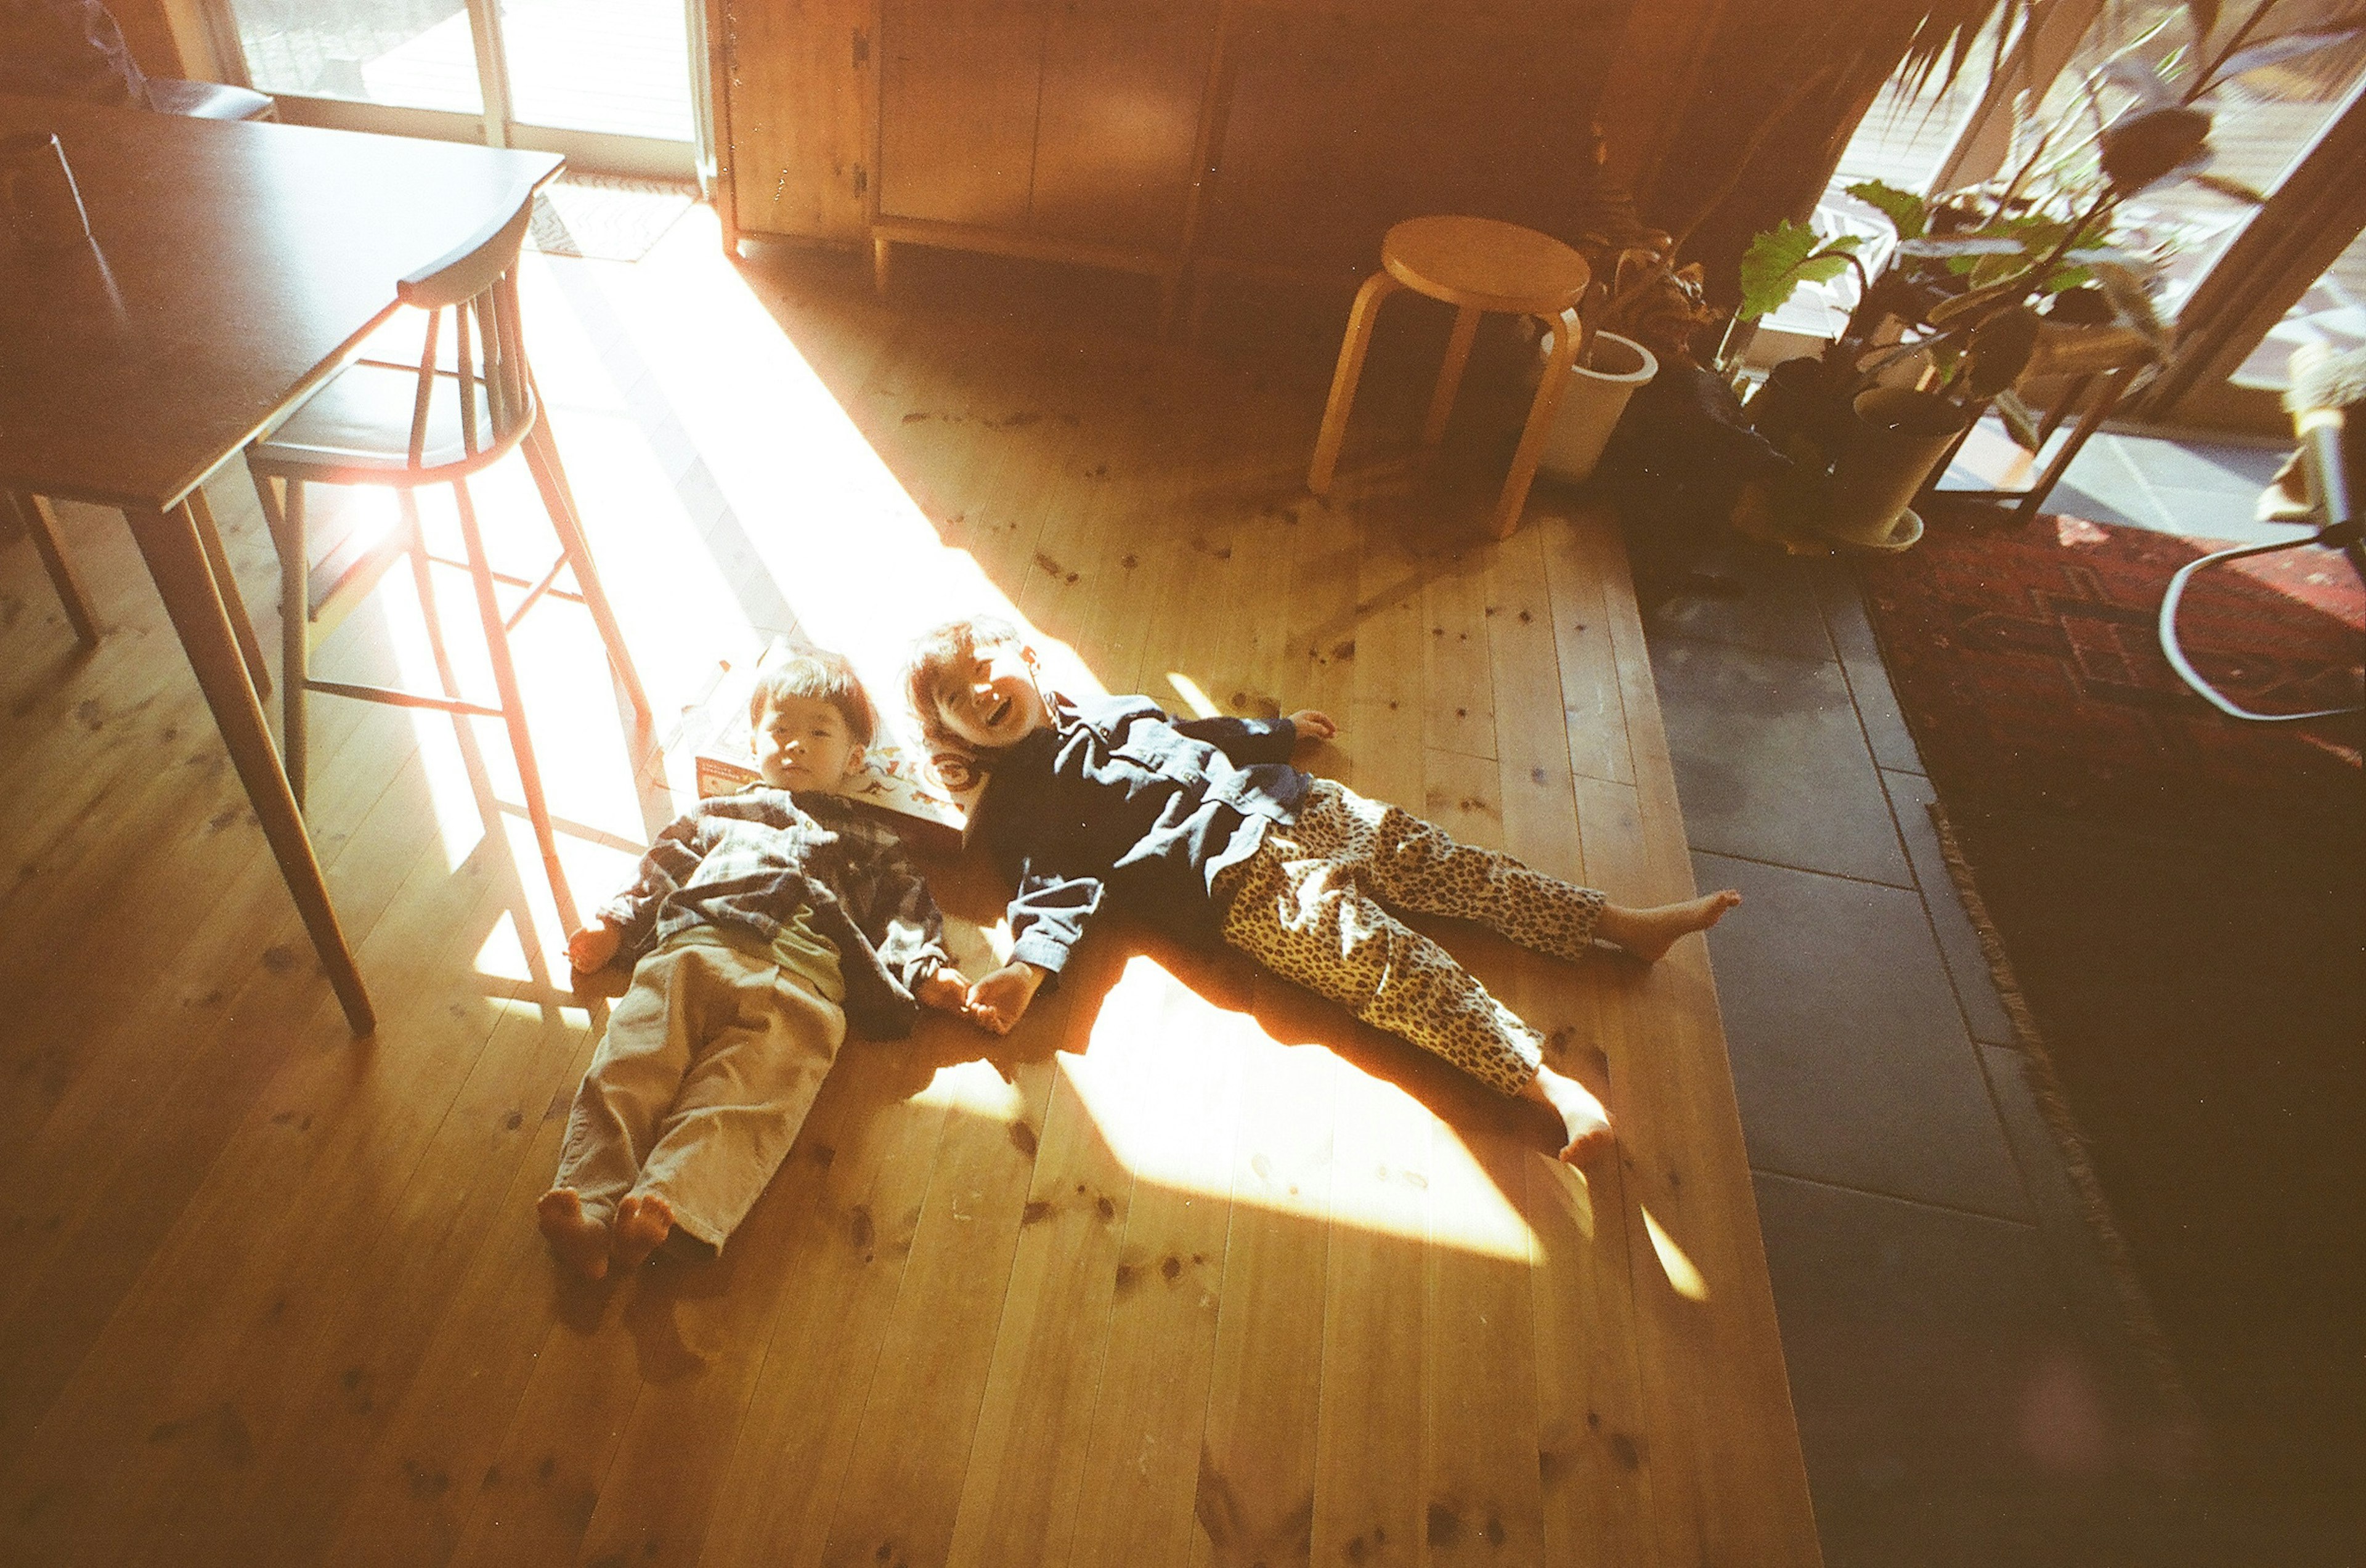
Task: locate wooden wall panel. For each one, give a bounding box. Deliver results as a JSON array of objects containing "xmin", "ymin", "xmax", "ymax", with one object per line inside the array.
[
  {"xmin": 876, "ymin": 0, "xmax": 1044, "ymax": 230},
  {"xmin": 1197, "ymin": 2, "xmax": 1630, "ymax": 273},
  {"xmin": 725, "ymin": 0, "xmax": 877, "ymax": 243}
]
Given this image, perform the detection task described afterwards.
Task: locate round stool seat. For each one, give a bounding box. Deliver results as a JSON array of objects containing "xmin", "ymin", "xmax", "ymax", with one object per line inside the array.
[{"xmin": 1382, "ymin": 216, "xmax": 1590, "ymax": 315}]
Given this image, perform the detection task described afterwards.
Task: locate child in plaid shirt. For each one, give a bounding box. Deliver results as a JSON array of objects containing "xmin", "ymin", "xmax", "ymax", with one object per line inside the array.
[{"xmin": 539, "ymin": 648, "xmax": 972, "ymax": 1277}]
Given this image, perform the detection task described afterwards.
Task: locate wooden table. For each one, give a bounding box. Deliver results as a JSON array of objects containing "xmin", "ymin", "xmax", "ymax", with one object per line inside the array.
[{"xmin": 0, "ymin": 95, "xmax": 563, "ymax": 1036}]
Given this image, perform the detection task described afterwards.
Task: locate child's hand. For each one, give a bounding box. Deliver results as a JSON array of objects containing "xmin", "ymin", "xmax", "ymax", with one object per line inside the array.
[
  {"xmin": 965, "ymin": 961, "xmax": 1047, "ymax": 1035},
  {"xmin": 914, "ymin": 964, "xmax": 972, "ymax": 1014},
  {"xmin": 1287, "ymin": 709, "xmax": 1338, "ymax": 744},
  {"xmin": 567, "ymin": 920, "xmax": 622, "ymax": 974}
]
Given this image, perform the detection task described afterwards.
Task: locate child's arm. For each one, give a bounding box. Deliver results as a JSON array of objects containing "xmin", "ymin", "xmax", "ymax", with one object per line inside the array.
[
  {"xmin": 1171, "ymin": 710, "xmax": 1329, "ymax": 763},
  {"xmin": 847, "ymin": 829, "xmax": 971, "ymax": 1009},
  {"xmin": 962, "ymin": 849, "xmax": 1107, "ymax": 1034},
  {"xmin": 571, "ymin": 811, "xmax": 714, "ymax": 972}
]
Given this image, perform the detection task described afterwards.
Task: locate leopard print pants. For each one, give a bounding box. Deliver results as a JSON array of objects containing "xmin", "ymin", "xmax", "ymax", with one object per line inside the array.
[{"xmin": 1218, "ymin": 778, "xmax": 1607, "ymax": 1095}]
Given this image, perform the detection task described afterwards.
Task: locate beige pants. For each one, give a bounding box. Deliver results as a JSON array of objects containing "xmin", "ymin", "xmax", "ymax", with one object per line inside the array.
[
  {"xmin": 554, "ymin": 934, "xmax": 847, "ymax": 1249},
  {"xmin": 1219, "ymin": 779, "xmax": 1606, "ymax": 1095}
]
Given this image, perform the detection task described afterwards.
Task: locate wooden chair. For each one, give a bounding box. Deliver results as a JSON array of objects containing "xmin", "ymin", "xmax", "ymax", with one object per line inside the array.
[
  {"xmin": 2160, "ymin": 341, "xmax": 2364, "ymax": 723},
  {"xmin": 1307, "ymin": 215, "xmax": 1592, "ymax": 539},
  {"xmin": 245, "ymin": 181, "xmax": 652, "ymax": 929}
]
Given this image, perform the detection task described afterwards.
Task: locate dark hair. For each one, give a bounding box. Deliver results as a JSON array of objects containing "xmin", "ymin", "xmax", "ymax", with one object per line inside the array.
[
  {"xmin": 904, "ymin": 615, "xmax": 1023, "ymax": 756},
  {"xmin": 750, "ymin": 646, "xmax": 875, "ymax": 749}
]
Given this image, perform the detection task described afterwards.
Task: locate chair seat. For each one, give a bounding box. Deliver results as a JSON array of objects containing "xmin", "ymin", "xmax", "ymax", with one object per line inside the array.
[
  {"xmin": 253, "ymin": 360, "xmax": 516, "ymax": 481},
  {"xmin": 145, "ymin": 78, "xmax": 276, "ymax": 121},
  {"xmin": 1381, "ymin": 216, "xmax": 1591, "ymax": 315}
]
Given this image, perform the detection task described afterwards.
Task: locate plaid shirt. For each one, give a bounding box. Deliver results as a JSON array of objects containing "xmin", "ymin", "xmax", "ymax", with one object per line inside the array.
[{"xmin": 599, "ymin": 787, "xmax": 954, "ymax": 1039}]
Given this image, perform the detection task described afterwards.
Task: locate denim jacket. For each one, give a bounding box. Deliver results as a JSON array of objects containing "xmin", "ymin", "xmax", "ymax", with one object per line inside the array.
[{"xmin": 970, "ymin": 694, "xmax": 1307, "ymax": 977}]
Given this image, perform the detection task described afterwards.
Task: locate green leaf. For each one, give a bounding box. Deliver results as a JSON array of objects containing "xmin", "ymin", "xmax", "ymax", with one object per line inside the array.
[
  {"xmin": 1738, "ymin": 221, "xmax": 1860, "ymax": 321},
  {"xmin": 1992, "ymin": 387, "xmax": 2044, "ymax": 452},
  {"xmin": 1964, "ymin": 304, "xmax": 2043, "ymax": 399},
  {"xmin": 1844, "ymin": 179, "xmax": 1929, "ymax": 242},
  {"xmin": 1898, "ymin": 236, "xmax": 2027, "ymax": 258}
]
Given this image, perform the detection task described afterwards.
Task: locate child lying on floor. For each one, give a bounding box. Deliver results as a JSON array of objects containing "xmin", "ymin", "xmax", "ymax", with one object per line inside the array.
[
  {"xmin": 905, "ymin": 617, "xmax": 1739, "ymax": 1163},
  {"xmin": 539, "ymin": 646, "xmax": 972, "ymax": 1277}
]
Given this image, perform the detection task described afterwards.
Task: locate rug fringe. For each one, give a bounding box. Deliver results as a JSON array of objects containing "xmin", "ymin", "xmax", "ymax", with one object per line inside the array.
[{"xmin": 1927, "ymin": 799, "xmax": 2201, "ymax": 1429}]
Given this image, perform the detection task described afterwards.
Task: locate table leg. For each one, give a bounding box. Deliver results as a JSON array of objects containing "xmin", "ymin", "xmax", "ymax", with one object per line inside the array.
[
  {"xmin": 13, "ymin": 491, "xmax": 102, "ymax": 646},
  {"xmin": 123, "ymin": 498, "xmax": 373, "ymax": 1036}
]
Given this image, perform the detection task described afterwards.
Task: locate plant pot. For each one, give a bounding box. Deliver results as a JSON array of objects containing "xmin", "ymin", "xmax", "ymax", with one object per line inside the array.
[
  {"xmin": 1820, "ymin": 386, "xmax": 1967, "ymax": 548},
  {"xmin": 1537, "ymin": 331, "xmax": 1658, "ymax": 484},
  {"xmin": 1744, "ymin": 355, "xmax": 1850, "ymax": 457}
]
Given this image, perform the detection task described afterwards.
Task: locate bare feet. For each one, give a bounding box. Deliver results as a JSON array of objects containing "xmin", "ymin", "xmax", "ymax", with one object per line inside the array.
[
  {"xmin": 537, "ymin": 1187, "xmax": 610, "ymax": 1280},
  {"xmin": 612, "ymin": 1192, "xmax": 675, "ymax": 1273},
  {"xmin": 1523, "ymin": 1065, "xmax": 1615, "ymax": 1166},
  {"xmin": 1594, "ymin": 889, "xmax": 1742, "ymax": 962}
]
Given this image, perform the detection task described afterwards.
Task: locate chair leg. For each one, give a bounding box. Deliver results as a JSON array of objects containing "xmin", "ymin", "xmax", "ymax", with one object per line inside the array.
[
  {"xmin": 1494, "ymin": 304, "xmax": 1582, "ymax": 540},
  {"xmin": 452, "ymin": 478, "xmax": 580, "ymax": 933},
  {"xmin": 190, "ymin": 485, "xmax": 272, "ymax": 699},
  {"xmin": 1423, "ymin": 304, "xmax": 1482, "ymax": 447},
  {"xmin": 251, "ymin": 469, "xmax": 311, "ymax": 810},
  {"xmin": 2015, "ymin": 365, "xmax": 2131, "ymax": 528},
  {"xmin": 1309, "ymin": 270, "xmax": 1404, "ymax": 495},
  {"xmin": 519, "ymin": 413, "xmax": 654, "ymax": 731},
  {"xmin": 399, "ymin": 490, "xmax": 463, "ymax": 705},
  {"xmin": 11, "ymin": 491, "xmax": 101, "ymax": 646}
]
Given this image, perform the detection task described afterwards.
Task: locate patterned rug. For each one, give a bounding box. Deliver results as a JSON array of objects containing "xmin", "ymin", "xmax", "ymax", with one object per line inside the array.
[
  {"xmin": 1860, "ymin": 506, "xmax": 2365, "ymax": 1555},
  {"xmin": 526, "ymin": 173, "xmax": 697, "ymax": 262}
]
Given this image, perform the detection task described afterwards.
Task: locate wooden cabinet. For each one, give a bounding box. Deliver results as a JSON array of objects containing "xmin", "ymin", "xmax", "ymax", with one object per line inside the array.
[
  {"xmin": 711, "ymin": 0, "xmax": 1635, "ymax": 317},
  {"xmin": 872, "ymin": 0, "xmax": 1217, "ymax": 299},
  {"xmin": 712, "ymin": 0, "xmax": 878, "ymax": 246}
]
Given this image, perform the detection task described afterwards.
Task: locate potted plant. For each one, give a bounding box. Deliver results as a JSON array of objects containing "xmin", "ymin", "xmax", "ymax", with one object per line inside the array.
[
  {"xmin": 1730, "ymin": 0, "xmax": 2364, "ymax": 548},
  {"xmin": 1536, "ymin": 233, "xmax": 1720, "ymax": 482}
]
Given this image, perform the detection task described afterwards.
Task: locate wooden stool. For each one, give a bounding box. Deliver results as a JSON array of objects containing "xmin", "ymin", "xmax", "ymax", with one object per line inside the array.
[{"xmin": 1307, "ymin": 215, "xmax": 1592, "ymax": 538}]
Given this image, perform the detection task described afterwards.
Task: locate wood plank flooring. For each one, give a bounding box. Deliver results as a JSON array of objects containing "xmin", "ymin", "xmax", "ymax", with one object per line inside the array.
[{"xmin": 0, "ymin": 208, "xmax": 1818, "ymax": 1567}]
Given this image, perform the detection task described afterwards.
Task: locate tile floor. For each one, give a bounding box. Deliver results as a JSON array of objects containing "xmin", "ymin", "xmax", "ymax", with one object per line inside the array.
[{"xmin": 1643, "ymin": 428, "xmax": 2311, "ymax": 1567}]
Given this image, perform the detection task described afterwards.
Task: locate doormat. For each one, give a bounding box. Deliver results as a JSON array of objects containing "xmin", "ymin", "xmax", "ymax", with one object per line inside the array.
[
  {"xmin": 1858, "ymin": 504, "xmax": 2364, "ymax": 1548},
  {"xmin": 526, "ymin": 173, "xmax": 697, "ymax": 262}
]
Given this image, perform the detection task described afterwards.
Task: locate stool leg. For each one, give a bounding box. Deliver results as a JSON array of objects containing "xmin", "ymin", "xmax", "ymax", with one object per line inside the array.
[
  {"xmin": 873, "ymin": 236, "xmax": 893, "ymax": 298},
  {"xmin": 1494, "ymin": 305, "xmax": 1582, "ymax": 540},
  {"xmin": 1309, "ymin": 270, "xmax": 1403, "ymax": 495},
  {"xmin": 1423, "ymin": 304, "xmax": 1482, "ymax": 446},
  {"xmin": 453, "ymin": 477, "xmax": 580, "ymax": 934}
]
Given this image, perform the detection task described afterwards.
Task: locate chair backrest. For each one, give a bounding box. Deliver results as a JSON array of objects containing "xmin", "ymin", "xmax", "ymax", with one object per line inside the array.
[
  {"xmin": 0, "ymin": 0, "xmax": 150, "ymax": 109},
  {"xmin": 391, "ymin": 182, "xmax": 540, "ymax": 471}
]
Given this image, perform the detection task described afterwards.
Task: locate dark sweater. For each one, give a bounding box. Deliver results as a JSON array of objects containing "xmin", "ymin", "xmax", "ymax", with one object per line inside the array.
[{"xmin": 970, "ymin": 694, "xmax": 1307, "ymax": 977}]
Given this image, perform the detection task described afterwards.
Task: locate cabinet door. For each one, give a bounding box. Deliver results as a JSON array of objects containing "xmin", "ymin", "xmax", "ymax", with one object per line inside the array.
[
  {"xmin": 877, "ymin": 0, "xmax": 1043, "ymax": 230},
  {"xmin": 725, "ymin": 0, "xmax": 877, "ymax": 243},
  {"xmin": 1029, "ymin": 0, "xmax": 1218, "ymax": 253}
]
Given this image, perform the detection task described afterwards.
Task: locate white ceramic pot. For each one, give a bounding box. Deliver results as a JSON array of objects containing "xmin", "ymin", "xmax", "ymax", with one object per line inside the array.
[
  {"xmin": 1820, "ymin": 386, "xmax": 1966, "ymax": 548},
  {"xmin": 1537, "ymin": 330, "xmax": 1658, "ymax": 484}
]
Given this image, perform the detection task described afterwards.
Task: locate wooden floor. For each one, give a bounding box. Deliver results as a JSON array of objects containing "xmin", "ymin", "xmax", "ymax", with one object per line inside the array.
[{"xmin": 0, "ymin": 209, "xmax": 1817, "ymax": 1567}]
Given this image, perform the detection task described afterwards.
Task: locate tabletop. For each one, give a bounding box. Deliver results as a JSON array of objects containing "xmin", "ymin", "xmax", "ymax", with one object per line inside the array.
[{"xmin": 0, "ymin": 94, "xmax": 560, "ymax": 511}]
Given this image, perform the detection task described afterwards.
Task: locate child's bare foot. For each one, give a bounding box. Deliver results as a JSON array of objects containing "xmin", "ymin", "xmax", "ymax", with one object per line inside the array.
[
  {"xmin": 537, "ymin": 1187, "xmax": 611, "ymax": 1280},
  {"xmin": 612, "ymin": 1193, "xmax": 674, "ymax": 1272},
  {"xmin": 1524, "ymin": 1065, "xmax": 1615, "ymax": 1166},
  {"xmin": 1595, "ymin": 889, "xmax": 1742, "ymax": 962}
]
